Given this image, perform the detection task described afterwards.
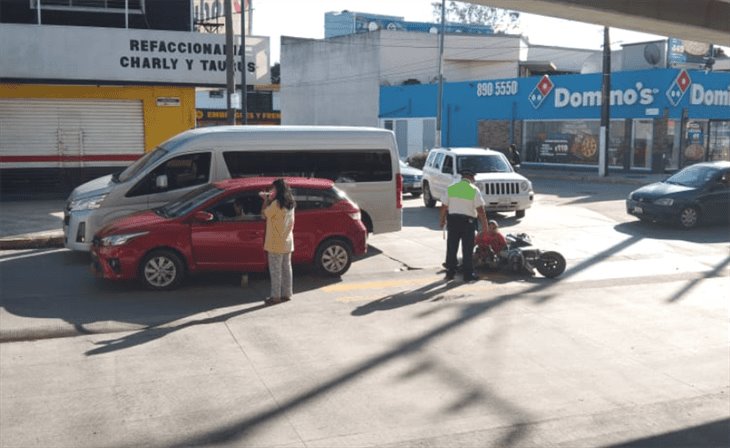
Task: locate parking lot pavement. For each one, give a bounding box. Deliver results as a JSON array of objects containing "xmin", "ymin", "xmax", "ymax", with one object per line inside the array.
[{"xmin": 1, "ymin": 263, "xmax": 728, "ymax": 447}]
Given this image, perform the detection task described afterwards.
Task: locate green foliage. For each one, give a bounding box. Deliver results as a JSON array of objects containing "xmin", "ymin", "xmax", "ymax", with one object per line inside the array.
[{"xmin": 431, "ymin": 1, "xmax": 520, "ymax": 33}]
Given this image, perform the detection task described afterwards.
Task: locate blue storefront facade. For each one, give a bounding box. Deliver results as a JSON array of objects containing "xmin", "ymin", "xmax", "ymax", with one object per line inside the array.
[{"xmin": 380, "ymin": 69, "xmax": 730, "ymax": 172}]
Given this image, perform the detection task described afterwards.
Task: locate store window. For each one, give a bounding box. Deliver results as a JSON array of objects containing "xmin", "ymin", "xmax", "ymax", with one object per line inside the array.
[
  {"xmin": 682, "ymin": 120, "xmax": 708, "ymax": 167},
  {"xmin": 631, "ymin": 120, "xmax": 653, "ymax": 170},
  {"xmin": 523, "ymin": 120, "xmax": 627, "ymax": 167},
  {"xmin": 708, "ymin": 120, "xmax": 730, "ymax": 162}
]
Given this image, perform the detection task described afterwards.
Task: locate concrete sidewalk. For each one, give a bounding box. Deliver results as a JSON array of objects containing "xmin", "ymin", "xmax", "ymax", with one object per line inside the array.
[{"xmin": 0, "ymin": 168, "xmax": 667, "ymax": 250}]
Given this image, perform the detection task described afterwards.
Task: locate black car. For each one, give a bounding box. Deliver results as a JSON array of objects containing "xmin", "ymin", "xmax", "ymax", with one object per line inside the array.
[{"xmin": 626, "ymin": 161, "xmax": 730, "ymax": 229}]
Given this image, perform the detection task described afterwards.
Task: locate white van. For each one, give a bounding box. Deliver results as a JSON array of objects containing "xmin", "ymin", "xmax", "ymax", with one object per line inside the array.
[{"xmin": 64, "ymin": 126, "xmax": 403, "ymax": 251}]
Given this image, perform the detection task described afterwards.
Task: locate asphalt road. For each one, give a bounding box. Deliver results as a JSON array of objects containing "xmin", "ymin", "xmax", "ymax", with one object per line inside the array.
[{"xmin": 1, "ymin": 178, "xmax": 728, "ymax": 448}]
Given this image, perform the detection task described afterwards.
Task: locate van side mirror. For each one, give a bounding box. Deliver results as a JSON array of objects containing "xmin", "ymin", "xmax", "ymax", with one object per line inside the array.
[
  {"xmin": 192, "ymin": 211, "xmax": 214, "ymax": 222},
  {"xmin": 156, "ymin": 174, "xmax": 168, "ymax": 189}
]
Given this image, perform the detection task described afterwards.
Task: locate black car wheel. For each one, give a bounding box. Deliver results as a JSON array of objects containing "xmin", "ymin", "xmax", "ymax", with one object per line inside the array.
[
  {"xmin": 140, "ymin": 249, "xmax": 185, "ymax": 290},
  {"xmin": 315, "ymin": 239, "xmax": 353, "ymax": 277},
  {"xmin": 515, "ymin": 209, "xmax": 526, "ymax": 218},
  {"xmin": 678, "ymin": 206, "xmax": 700, "ymax": 229},
  {"xmin": 423, "ymin": 182, "xmax": 436, "ymax": 208},
  {"xmin": 411, "ymin": 192, "xmax": 422, "ymax": 198}
]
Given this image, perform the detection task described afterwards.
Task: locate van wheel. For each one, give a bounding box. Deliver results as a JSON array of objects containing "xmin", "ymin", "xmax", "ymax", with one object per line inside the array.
[
  {"xmin": 315, "ymin": 239, "xmax": 352, "ymax": 277},
  {"xmin": 140, "ymin": 249, "xmax": 185, "ymax": 290},
  {"xmin": 423, "ymin": 182, "xmax": 436, "ymax": 208},
  {"xmin": 515, "ymin": 209, "xmax": 526, "ymax": 218}
]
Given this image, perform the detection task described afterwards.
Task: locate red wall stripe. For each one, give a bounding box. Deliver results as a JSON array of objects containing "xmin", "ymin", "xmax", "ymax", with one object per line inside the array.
[{"xmin": 0, "ymin": 154, "xmax": 141, "ymax": 163}]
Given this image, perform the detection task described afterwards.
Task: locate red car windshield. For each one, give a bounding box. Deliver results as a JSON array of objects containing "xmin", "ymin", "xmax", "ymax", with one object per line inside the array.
[{"xmin": 157, "ymin": 184, "xmax": 224, "ymax": 218}]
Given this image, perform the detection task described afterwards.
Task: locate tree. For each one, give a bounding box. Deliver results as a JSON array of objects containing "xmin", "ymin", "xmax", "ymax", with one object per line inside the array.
[{"xmin": 431, "ymin": 1, "xmax": 520, "ymax": 33}]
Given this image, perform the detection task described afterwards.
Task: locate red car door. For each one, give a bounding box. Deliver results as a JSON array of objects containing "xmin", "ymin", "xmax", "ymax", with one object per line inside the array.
[{"xmin": 190, "ymin": 219, "xmax": 266, "ymax": 270}]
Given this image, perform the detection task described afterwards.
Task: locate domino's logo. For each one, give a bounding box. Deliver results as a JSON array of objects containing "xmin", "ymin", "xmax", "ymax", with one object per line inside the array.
[
  {"xmin": 666, "ymin": 69, "xmax": 692, "ymax": 106},
  {"xmin": 529, "ymin": 75, "xmax": 554, "ymax": 109}
]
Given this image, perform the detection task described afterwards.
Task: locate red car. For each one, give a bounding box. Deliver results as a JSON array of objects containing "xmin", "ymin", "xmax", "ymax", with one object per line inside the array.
[{"xmin": 91, "ymin": 177, "xmax": 367, "ymax": 290}]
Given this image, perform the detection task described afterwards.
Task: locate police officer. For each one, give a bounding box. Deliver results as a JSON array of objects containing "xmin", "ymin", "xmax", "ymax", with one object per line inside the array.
[{"xmin": 439, "ymin": 169, "xmax": 489, "ymax": 282}]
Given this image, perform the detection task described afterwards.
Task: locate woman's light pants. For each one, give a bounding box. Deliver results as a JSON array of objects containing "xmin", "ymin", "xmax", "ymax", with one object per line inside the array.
[{"xmin": 268, "ymin": 252, "xmax": 293, "ymax": 299}]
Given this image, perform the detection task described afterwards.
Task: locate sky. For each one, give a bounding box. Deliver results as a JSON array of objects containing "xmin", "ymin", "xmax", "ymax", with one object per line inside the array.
[{"xmin": 249, "ymin": 0, "xmax": 668, "ymax": 63}]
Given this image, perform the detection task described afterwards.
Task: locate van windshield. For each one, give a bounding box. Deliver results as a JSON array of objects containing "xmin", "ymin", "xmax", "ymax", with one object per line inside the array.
[
  {"xmin": 457, "ymin": 155, "xmax": 512, "ymax": 174},
  {"xmin": 117, "ymin": 147, "xmax": 169, "ymax": 183}
]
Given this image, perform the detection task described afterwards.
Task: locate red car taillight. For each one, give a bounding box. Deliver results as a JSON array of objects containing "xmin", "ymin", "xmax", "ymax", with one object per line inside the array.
[
  {"xmin": 396, "ymin": 174, "xmax": 403, "ymax": 209},
  {"xmin": 334, "ymin": 200, "xmax": 361, "ymax": 221}
]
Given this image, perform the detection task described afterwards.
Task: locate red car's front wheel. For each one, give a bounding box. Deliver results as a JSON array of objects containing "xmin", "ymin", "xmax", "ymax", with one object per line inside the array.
[{"xmin": 140, "ymin": 249, "xmax": 185, "ymax": 290}]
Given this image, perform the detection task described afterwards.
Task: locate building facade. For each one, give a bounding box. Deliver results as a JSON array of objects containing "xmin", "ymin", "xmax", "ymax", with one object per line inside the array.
[
  {"xmin": 0, "ymin": 1, "xmax": 269, "ymax": 193},
  {"xmin": 381, "ymin": 69, "xmax": 730, "ymax": 172}
]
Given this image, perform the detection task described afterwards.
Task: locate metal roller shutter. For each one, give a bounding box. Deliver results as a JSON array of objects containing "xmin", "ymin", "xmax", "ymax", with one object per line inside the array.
[{"xmin": 0, "ymin": 98, "xmax": 144, "ymax": 168}]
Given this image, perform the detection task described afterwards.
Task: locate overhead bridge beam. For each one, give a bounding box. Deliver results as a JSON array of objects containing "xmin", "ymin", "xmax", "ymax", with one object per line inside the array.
[{"xmin": 473, "ymin": 0, "xmax": 730, "ymax": 46}]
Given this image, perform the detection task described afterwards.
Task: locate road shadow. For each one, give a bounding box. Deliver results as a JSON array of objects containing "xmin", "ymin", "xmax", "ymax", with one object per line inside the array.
[
  {"xmin": 604, "ymin": 418, "xmax": 730, "ymax": 448},
  {"xmin": 614, "ymin": 221, "xmax": 730, "ymax": 244},
  {"xmin": 0, "ymin": 249, "xmax": 342, "ymax": 342},
  {"xmin": 350, "ymin": 279, "xmax": 462, "ymax": 315},
  {"xmin": 531, "ymin": 177, "xmax": 637, "ymax": 205}
]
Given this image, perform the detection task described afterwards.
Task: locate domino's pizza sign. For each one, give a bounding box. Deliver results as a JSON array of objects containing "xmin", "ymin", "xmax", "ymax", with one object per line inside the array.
[
  {"xmin": 666, "ymin": 69, "xmax": 692, "ymax": 106},
  {"xmin": 529, "ymin": 75, "xmax": 554, "ymax": 109}
]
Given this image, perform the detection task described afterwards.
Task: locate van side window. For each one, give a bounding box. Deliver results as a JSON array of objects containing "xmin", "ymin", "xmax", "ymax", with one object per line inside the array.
[
  {"xmin": 223, "ymin": 151, "xmax": 392, "ymax": 182},
  {"xmin": 126, "ymin": 152, "xmax": 211, "ymax": 197}
]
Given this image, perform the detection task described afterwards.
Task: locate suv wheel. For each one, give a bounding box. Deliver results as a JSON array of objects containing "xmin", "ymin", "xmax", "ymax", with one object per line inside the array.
[
  {"xmin": 423, "ymin": 182, "xmax": 436, "ymax": 208},
  {"xmin": 515, "ymin": 209, "xmax": 526, "ymax": 219}
]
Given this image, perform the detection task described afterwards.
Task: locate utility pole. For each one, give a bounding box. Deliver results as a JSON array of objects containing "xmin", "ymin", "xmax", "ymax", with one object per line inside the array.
[
  {"xmin": 240, "ymin": 0, "xmax": 248, "ymax": 124},
  {"xmin": 435, "ymin": 0, "xmax": 445, "ymax": 147},
  {"xmin": 599, "ymin": 26, "xmax": 611, "ymax": 176},
  {"xmin": 224, "ymin": 0, "xmax": 236, "ymax": 125}
]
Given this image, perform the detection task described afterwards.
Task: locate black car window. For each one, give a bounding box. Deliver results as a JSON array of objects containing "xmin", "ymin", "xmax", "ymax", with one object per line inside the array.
[{"xmin": 666, "ymin": 165, "xmax": 718, "ymax": 188}]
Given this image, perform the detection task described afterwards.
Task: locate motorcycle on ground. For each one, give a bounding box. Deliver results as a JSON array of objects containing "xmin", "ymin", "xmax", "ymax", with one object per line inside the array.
[{"xmin": 473, "ymin": 233, "xmax": 566, "ymax": 278}]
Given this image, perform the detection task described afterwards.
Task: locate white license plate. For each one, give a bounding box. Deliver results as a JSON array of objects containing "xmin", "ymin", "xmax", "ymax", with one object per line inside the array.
[
  {"xmin": 634, "ymin": 206, "xmax": 643, "ymax": 214},
  {"xmin": 413, "ymin": 182, "xmax": 422, "ymax": 188}
]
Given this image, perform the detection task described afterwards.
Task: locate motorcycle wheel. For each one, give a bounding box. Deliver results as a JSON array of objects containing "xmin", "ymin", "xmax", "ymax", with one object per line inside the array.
[{"xmin": 535, "ymin": 251, "xmax": 566, "ymax": 278}]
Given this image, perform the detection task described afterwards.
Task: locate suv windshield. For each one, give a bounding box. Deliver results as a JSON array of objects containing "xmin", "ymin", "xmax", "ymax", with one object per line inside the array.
[
  {"xmin": 157, "ymin": 184, "xmax": 223, "ymax": 218},
  {"xmin": 117, "ymin": 147, "xmax": 169, "ymax": 183},
  {"xmin": 457, "ymin": 155, "xmax": 511, "ymax": 174},
  {"xmin": 665, "ymin": 165, "xmax": 717, "ymax": 188}
]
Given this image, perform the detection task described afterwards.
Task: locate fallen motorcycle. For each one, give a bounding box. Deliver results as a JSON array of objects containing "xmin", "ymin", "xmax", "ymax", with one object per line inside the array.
[{"xmin": 473, "ymin": 232, "xmax": 566, "ymax": 278}]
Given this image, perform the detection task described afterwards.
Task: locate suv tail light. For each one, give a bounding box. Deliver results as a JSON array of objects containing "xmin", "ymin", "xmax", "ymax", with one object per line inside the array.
[{"xmin": 396, "ymin": 174, "xmax": 403, "ymax": 209}]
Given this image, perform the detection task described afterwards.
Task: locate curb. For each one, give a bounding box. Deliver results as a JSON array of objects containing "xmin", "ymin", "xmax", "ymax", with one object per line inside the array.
[
  {"xmin": 0, "ymin": 235, "xmax": 64, "ymax": 250},
  {"xmin": 521, "ymin": 170, "xmax": 655, "ymax": 186}
]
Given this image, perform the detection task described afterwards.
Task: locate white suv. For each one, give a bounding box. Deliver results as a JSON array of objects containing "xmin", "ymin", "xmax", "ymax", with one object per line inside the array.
[{"xmin": 421, "ymin": 147, "xmax": 533, "ymax": 218}]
